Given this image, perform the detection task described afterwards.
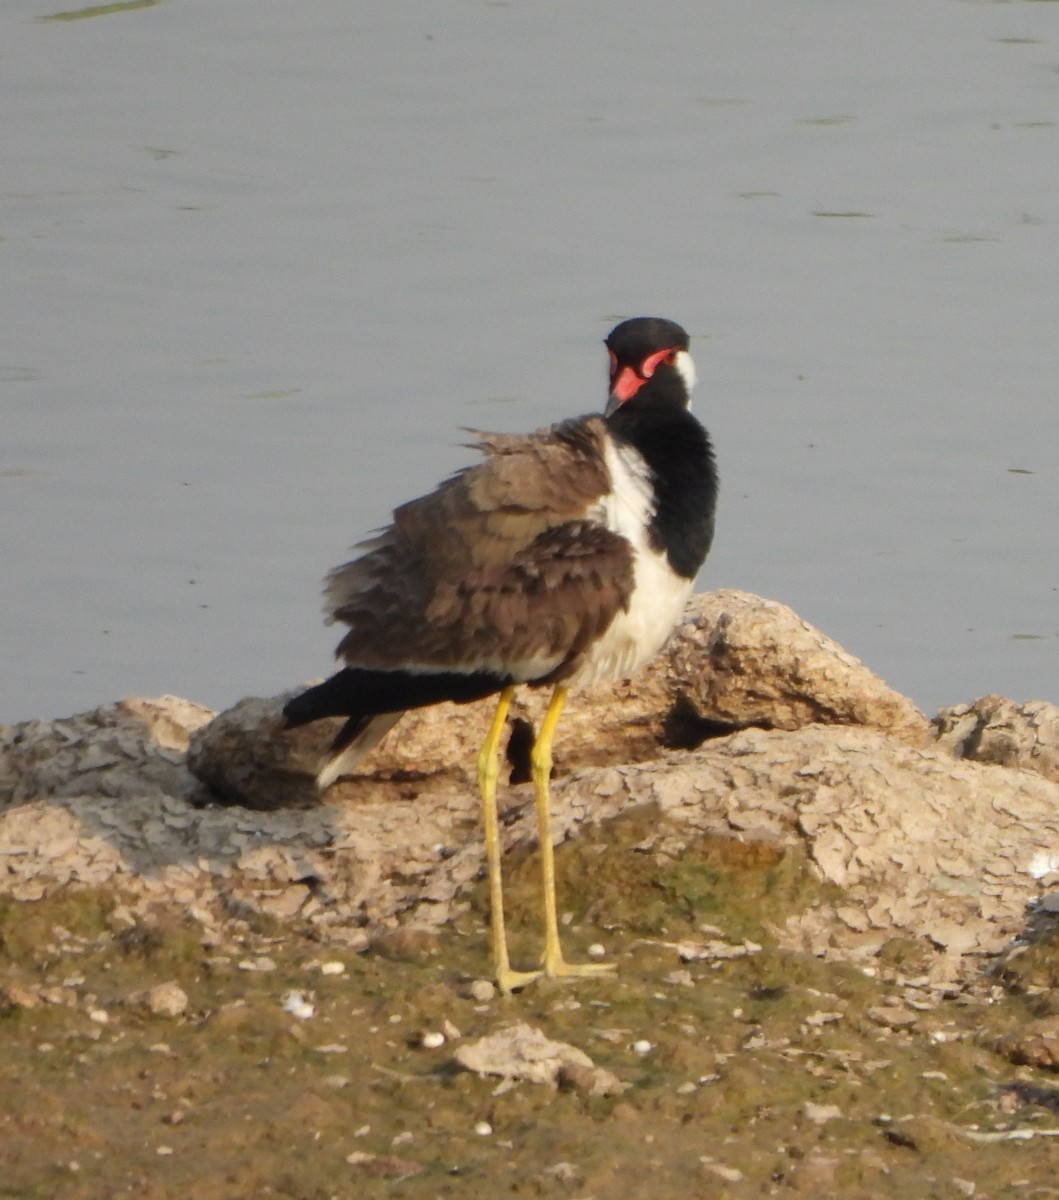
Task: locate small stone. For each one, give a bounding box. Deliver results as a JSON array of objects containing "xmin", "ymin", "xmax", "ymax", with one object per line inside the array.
[
  {"xmin": 319, "ymin": 960, "xmax": 345, "ymax": 975},
  {"xmin": 371, "ymin": 927, "xmax": 440, "ymax": 960},
  {"xmin": 0, "ymin": 984, "xmax": 41, "ymax": 1011},
  {"xmin": 156, "ymin": 1146, "xmax": 173, "ymax": 1156},
  {"xmin": 132, "ymin": 982, "xmax": 189, "ymax": 1019},
  {"xmin": 631, "ymin": 1039, "xmax": 652, "ymax": 1055},
  {"xmin": 557, "ymin": 1062, "xmax": 626, "ymax": 1097},
  {"xmin": 474, "ymin": 1121, "xmax": 493, "ymax": 1137},
  {"xmin": 587, "ymin": 943, "xmax": 606, "ymax": 958},
  {"xmin": 467, "ymin": 979, "xmax": 496, "ymax": 1002},
  {"xmin": 996, "ymin": 1015, "xmax": 1059, "ymax": 1069},
  {"xmin": 543, "ymin": 1162, "xmax": 580, "ymax": 1182},
  {"xmin": 282, "ymin": 990, "xmax": 315, "ymax": 1020},
  {"xmin": 867, "ymin": 1005, "xmax": 917, "ymax": 1030},
  {"xmin": 803, "ymin": 1010, "xmax": 843, "ymax": 1028},
  {"xmin": 455, "ymin": 1022, "xmax": 595, "ymax": 1086},
  {"xmin": 702, "ymin": 1161, "xmax": 743, "ymax": 1183},
  {"xmin": 88, "ymin": 1008, "xmax": 109, "ymax": 1024},
  {"xmin": 804, "ymin": 1102, "xmax": 843, "ymax": 1124},
  {"xmin": 238, "ymin": 956, "xmax": 276, "ymax": 973},
  {"xmin": 420, "ymin": 1031, "xmax": 445, "ymax": 1050},
  {"xmin": 345, "ymin": 1150, "xmax": 423, "ymax": 1180}
]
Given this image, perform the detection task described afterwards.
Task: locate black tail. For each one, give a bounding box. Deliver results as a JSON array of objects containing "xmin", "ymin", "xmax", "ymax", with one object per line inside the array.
[
  {"xmin": 282, "ymin": 669, "xmax": 365, "ymax": 728},
  {"xmin": 283, "ymin": 665, "xmax": 513, "ymax": 732}
]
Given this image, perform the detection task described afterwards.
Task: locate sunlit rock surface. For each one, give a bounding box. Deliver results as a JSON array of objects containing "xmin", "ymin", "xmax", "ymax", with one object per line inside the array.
[{"xmin": 1, "ymin": 592, "xmax": 1056, "ymax": 987}]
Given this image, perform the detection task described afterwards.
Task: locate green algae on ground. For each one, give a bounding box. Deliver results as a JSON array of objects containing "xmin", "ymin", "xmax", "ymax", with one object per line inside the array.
[
  {"xmin": 2, "ymin": 873, "xmax": 1059, "ymax": 1198},
  {"xmin": 483, "ymin": 803, "xmax": 838, "ymax": 951}
]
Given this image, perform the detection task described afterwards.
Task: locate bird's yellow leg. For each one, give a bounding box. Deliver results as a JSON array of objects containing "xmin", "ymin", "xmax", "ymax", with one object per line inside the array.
[
  {"xmin": 534, "ymin": 684, "xmax": 616, "ymax": 980},
  {"xmin": 477, "ymin": 686, "xmax": 542, "ymax": 995}
]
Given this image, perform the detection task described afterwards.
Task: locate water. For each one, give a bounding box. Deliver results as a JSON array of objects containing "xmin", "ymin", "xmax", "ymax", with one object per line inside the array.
[{"xmin": 3, "ymin": 0, "xmax": 1057, "ymax": 724}]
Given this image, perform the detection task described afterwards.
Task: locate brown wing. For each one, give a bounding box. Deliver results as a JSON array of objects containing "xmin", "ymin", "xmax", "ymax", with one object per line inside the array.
[{"xmin": 323, "ymin": 416, "xmax": 634, "ymax": 681}]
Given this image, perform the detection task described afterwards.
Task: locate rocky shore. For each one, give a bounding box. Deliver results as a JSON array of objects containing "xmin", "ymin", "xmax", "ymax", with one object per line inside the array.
[
  {"xmin": 2, "ymin": 590, "xmax": 1058, "ymax": 1198},
  {"xmin": 3, "ymin": 589, "xmax": 1057, "ymax": 987}
]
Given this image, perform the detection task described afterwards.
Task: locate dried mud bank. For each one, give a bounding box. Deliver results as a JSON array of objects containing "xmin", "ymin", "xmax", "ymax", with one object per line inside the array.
[{"xmin": 2, "ymin": 590, "xmax": 1057, "ymax": 990}]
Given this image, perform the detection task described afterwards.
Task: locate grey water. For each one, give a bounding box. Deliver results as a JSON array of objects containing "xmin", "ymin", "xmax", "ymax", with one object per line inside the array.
[{"xmin": 2, "ymin": 0, "xmax": 1057, "ymax": 725}]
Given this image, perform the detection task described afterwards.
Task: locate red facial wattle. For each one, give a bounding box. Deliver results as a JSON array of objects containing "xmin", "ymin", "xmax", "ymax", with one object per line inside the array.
[{"xmin": 608, "ymin": 345, "xmax": 677, "ymax": 405}]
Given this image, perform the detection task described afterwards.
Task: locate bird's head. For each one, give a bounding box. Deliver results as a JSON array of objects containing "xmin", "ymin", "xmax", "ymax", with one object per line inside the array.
[{"xmin": 604, "ymin": 317, "xmax": 696, "ymax": 416}]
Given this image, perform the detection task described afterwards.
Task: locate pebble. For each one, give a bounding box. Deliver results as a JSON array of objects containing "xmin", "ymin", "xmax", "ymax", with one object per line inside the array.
[
  {"xmin": 587, "ymin": 943, "xmax": 606, "ymax": 959},
  {"xmin": 702, "ymin": 1161, "xmax": 743, "ymax": 1184},
  {"xmin": 281, "ymin": 990, "xmax": 315, "ymax": 1020},
  {"xmin": 88, "ymin": 1008, "xmax": 109, "ymax": 1024},
  {"xmin": 238, "ymin": 956, "xmax": 276, "ymax": 973},
  {"xmin": 420, "ymin": 1031, "xmax": 445, "ymax": 1050},
  {"xmin": 804, "ymin": 1101, "xmax": 843, "ymax": 1124},
  {"xmin": 631, "ymin": 1039, "xmax": 652, "ymax": 1056},
  {"xmin": 144, "ymin": 982, "xmax": 189, "ymax": 1019},
  {"xmin": 319, "ymin": 960, "xmax": 345, "ymax": 976},
  {"xmin": 467, "ymin": 979, "xmax": 496, "ymax": 1002},
  {"xmin": 474, "ymin": 1121, "xmax": 493, "ymax": 1137}
]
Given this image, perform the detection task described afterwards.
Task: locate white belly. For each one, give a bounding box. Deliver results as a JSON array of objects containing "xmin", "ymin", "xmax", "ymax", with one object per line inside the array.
[{"xmin": 572, "ymin": 439, "xmax": 693, "ymax": 688}]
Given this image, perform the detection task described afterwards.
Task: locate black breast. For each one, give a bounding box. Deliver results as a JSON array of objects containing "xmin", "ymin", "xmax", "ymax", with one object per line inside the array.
[{"xmin": 605, "ymin": 378, "xmax": 718, "ymax": 580}]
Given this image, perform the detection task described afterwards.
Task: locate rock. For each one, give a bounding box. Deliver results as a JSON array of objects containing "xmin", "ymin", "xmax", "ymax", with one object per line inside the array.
[
  {"xmin": 1, "ymin": 593, "xmax": 1058, "ymax": 988},
  {"xmin": 453, "ymin": 1022, "xmax": 617, "ymax": 1089},
  {"xmin": 129, "ymin": 981, "xmax": 189, "ymax": 1018},
  {"xmin": 934, "ymin": 694, "xmax": 1059, "ymax": 784},
  {"xmin": 187, "ymin": 590, "xmax": 930, "ymax": 810},
  {"xmin": 867, "ymin": 1005, "xmax": 918, "ymax": 1030},
  {"xmin": 995, "ymin": 1016, "xmax": 1059, "ymax": 1070},
  {"xmin": 662, "ymin": 590, "xmax": 930, "ymax": 745},
  {"xmin": 0, "ymin": 983, "xmax": 42, "ymax": 1012},
  {"xmin": 0, "ymin": 695, "xmax": 212, "ymax": 807},
  {"xmin": 344, "ymin": 1151, "xmax": 424, "ymax": 1180},
  {"xmin": 557, "ymin": 1061, "xmax": 626, "ymax": 1097},
  {"xmin": 186, "ymin": 695, "xmax": 325, "ymax": 810}
]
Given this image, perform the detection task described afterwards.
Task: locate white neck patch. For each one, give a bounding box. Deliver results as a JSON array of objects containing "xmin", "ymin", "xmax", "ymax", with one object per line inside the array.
[{"xmin": 674, "ymin": 349, "xmax": 697, "ymax": 399}]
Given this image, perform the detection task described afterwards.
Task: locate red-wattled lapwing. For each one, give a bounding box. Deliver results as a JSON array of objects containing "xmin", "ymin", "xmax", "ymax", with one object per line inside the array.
[{"xmin": 284, "ymin": 317, "xmax": 718, "ymax": 992}]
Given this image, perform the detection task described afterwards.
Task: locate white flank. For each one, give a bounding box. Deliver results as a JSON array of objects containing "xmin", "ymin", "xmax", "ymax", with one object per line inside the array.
[
  {"xmin": 316, "ymin": 711, "xmax": 404, "ymax": 789},
  {"xmin": 575, "ymin": 439, "xmax": 692, "ymax": 688}
]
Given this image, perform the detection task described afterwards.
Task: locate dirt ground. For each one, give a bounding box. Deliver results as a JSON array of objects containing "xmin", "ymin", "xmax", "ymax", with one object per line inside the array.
[{"xmin": 3, "ymin": 811, "xmax": 1059, "ymax": 1200}]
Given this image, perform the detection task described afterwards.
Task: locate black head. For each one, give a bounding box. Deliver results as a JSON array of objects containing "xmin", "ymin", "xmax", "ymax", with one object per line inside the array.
[{"xmin": 604, "ymin": 316, "xmax": 695, "ymax": 413}]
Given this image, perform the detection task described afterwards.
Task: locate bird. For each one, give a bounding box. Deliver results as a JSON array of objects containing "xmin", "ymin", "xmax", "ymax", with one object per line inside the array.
[{"xmin": 283, "ymin": 316, "xmax": 718, "ymax": 993}]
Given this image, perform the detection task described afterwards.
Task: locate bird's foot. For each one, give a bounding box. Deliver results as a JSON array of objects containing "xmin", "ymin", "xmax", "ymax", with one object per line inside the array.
[
  {"xmin": 543, "ymin": 953, "xmax": 617, "ymax": 981},
  {"xmin": 495, "ymin": 965, "xmax": 544, "ymax": 995}
]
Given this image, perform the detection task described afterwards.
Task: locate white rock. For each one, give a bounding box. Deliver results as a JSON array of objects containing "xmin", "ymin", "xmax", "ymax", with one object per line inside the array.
[{"xmin": 281, "ymin": 990, "xmax": 315, "ymax": 1020}]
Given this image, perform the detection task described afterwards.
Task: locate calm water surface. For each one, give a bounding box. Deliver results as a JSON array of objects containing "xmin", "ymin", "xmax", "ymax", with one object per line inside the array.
[{"xmin": 2, "ymin": 0, "xmax": 1057, "ymax": 723}]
